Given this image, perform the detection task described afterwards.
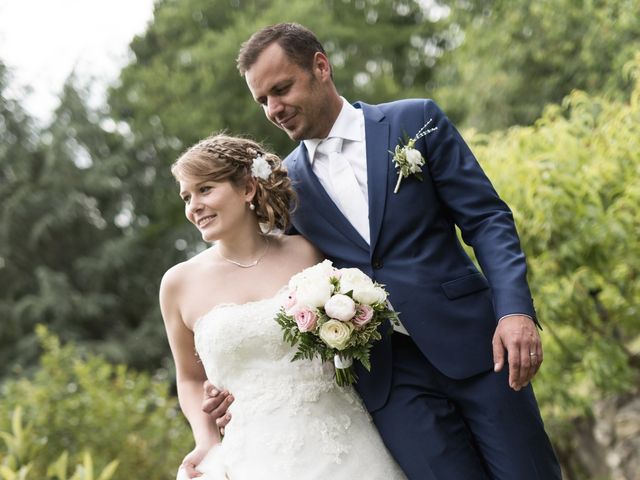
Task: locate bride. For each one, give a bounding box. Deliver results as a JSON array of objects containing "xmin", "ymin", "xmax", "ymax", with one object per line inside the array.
[{"xmin": 160, "ymin": 134, "xmax": 406, "ymax": 479}]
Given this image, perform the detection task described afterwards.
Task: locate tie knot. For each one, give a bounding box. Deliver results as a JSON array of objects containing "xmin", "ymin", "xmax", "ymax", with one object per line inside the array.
[{"xmin": 317, "ymin": 137, "xmax": 343, "ymax": 155}]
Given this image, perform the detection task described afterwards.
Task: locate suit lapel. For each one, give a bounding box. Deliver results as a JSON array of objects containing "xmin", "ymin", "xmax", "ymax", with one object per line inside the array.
[
  {"xmin": 356, "ymin": 102, "xmax": 390, "ymax": 253},
  {"xmin": 288, "ymin": 144, "xmax": 370, "ymax": 250}
]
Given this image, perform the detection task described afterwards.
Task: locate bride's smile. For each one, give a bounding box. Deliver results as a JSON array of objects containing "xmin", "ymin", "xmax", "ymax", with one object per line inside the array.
[{"xmin": 196, "ymin": 214, "xmax": 217, "ymax": 228}]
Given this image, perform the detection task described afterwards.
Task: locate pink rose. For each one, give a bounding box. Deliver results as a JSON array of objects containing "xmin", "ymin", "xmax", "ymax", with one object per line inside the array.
[
  {"xmin": 284, "ymin": 290, "xmax": 297, "ymax": 314},
  {"xmin": 294, "ymin": 308, "xmax": 318, "ymax": 332},
  {"xmin": 352, "ymin": 304, "xmax": 374, "ymax": 328}
]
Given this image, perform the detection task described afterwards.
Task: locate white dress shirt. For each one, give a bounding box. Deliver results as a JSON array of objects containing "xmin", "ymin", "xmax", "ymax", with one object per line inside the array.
[
  {"xmin": 304, "ymin": 99, "xmax": 410, "ymax": 335},
  {"xmin": 304, "ymin": 98, "xmax": 369, "ymax": 239}
]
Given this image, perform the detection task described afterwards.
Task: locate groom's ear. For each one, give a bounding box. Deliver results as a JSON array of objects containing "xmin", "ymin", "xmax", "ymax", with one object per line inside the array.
[{"xmin": 312, "ymin": 52, "xmax": 332, "ymax": 80}]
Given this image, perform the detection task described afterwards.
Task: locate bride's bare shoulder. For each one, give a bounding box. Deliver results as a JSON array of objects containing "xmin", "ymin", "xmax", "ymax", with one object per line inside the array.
[
  {"xmin": 161, "ymin": 247, "xmax": 216, "ymax": 289},
  {"xmin": 277, "ymin": 234, "xmax": 324, "ymax": 263}
]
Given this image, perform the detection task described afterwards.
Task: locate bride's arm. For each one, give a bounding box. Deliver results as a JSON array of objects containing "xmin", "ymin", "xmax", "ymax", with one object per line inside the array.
[{"xmin": 160, "ymin": 267, "xmax": 221, "ymax": 452}]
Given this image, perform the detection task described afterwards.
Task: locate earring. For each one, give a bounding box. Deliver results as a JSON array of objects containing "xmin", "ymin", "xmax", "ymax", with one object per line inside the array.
[{"xmin": 249, "ymin": 202, "xmax": 255, "ymax": 211}]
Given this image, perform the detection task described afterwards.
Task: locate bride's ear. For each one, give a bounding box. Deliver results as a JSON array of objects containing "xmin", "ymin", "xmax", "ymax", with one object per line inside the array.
[{"xmin": 243, "ymin": 177, "xmax": 258, "ymax": 202}]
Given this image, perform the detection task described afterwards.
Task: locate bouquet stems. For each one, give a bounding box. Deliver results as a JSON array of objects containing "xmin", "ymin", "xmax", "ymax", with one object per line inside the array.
[
  {"xmin": 334, "ymin": 354, "xmax": 357, "ymax": 386},
  {"xmin": 335, "ymin": 366, "xmax": 358, "ymax": 386}
]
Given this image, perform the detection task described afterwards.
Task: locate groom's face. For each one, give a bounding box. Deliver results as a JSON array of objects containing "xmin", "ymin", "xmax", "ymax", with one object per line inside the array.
[{"xmin": 245, "ymin": 43, "xmax": 334, "ymax": 141}]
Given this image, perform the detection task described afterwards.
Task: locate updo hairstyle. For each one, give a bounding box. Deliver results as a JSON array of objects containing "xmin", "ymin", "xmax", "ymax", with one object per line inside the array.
[{"xmin": 171, "ymin": 134, "xmax": 295, "ymax": 233}]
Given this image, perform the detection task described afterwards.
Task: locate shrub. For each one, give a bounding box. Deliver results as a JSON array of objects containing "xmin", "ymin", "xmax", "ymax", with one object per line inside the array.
[
  {"xmin": 0, "ymin": 326, "xmax": 192, "ymax": 479},
  {"xmin": 468, "ymin": 56, "xmax": 640, "ymax": 434}
]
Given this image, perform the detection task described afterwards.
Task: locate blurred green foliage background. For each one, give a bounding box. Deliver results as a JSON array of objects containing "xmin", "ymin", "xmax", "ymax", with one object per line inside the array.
[{"xmin": 1, "ymin": 0, "xmax": 639, "ymax": 478}]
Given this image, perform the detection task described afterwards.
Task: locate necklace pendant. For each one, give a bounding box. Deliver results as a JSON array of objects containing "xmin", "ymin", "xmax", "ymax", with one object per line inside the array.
[
  {"xmin": 226, "ymin": 258, "xmax": 259, "ymax": 268},
  {"xmin": 218, "ymin": 237, "xmax": 270, "ymax": 268}
]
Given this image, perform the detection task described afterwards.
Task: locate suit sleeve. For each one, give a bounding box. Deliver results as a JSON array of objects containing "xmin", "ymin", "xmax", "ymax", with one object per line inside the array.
[{"xmin": 421, "ymin": 99, "xmax": 538, "ymax": 323}]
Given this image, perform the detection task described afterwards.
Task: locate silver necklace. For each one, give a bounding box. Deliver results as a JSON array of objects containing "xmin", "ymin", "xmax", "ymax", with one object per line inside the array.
[{"xmin": 217, "ymin": 237, "xmax": 270, "ymax": 268}]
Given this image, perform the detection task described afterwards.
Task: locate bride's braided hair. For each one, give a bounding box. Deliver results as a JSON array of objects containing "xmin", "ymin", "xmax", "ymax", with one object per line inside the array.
[{"xmin": 171, "ymin": 134, "xmax": 296, "ymax": 233}]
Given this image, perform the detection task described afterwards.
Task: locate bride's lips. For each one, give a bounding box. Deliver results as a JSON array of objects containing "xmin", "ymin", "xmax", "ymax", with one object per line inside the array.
[{"xmin": 197, "ymin": 215, "xmax": 217, "ymax": 228}]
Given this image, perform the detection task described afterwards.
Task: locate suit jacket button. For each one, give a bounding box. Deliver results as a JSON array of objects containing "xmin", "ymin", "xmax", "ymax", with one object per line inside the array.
[{"xmin": 372, "ymin": 258, "xmax": 383, "ymax": 269}]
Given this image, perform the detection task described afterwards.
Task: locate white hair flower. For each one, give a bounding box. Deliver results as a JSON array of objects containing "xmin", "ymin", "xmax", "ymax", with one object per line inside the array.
[{"xmin": 251, "ymin": 154, "xmax": 272, "ymax": 180}]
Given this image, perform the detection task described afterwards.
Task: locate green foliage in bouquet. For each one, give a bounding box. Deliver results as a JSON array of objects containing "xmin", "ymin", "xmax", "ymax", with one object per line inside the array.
[
  {"xmin": 275, "ymin": 300, "xmax": 392, "ymax": 371},
  {"xmin": 0, "ymin": 326, "xmax": 192, "ymax": 479}
]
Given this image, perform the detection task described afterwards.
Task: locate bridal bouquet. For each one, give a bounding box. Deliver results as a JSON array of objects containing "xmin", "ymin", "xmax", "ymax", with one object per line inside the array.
[{"xmin": 275, "ymin": 260, "xmax": 399, "ymax": 386}]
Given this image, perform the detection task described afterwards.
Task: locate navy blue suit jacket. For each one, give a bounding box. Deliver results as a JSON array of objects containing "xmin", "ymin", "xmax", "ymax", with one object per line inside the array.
[{"xmin": 284, "ymin": 99, "xmax": 536, "ymax": 412}]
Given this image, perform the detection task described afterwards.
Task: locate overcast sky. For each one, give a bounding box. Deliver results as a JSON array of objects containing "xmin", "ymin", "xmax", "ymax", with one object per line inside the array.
[{"xmin": 0, "ymin": 0, "xmax": 155, "ymax": 121}]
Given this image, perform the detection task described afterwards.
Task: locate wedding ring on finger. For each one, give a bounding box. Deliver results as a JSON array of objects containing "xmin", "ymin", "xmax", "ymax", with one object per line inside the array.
[{"xmin": 529, "ymin": 352, "xmax": 537, "ymax": 357}]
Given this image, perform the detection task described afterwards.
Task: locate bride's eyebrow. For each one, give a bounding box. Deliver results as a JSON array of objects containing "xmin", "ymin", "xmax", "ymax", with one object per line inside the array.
[{"xmin": 180, "ymin": 180, "xmax": 211, "ymax": 196}]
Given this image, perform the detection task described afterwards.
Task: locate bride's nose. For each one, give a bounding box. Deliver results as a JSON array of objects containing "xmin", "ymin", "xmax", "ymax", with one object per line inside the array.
[{"xmin": 187, "ymin": 198, "xmax": 204, "ymax": 216}]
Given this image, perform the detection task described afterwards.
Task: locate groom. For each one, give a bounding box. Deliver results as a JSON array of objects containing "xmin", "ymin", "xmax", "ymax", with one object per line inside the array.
[{"xmin": 205, "ymin": 23, "xmax": 562, "ymax": 479}]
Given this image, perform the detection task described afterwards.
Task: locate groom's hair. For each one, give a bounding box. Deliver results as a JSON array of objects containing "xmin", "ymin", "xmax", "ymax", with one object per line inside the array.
[{"xmin": 237, "ymin": 23, "xmax": 328, "ymax": 76}]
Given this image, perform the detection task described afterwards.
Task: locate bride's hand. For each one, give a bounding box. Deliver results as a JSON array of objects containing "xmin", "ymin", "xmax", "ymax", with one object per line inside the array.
[{"xmin": 180, "ymin": 446, "xmax": 209, "ymax": 478}]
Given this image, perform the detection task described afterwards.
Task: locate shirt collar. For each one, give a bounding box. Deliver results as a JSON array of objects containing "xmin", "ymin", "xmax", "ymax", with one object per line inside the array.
[{"xmin": 304, "ymin": 97, "xmax": 363, "ymax": 164}]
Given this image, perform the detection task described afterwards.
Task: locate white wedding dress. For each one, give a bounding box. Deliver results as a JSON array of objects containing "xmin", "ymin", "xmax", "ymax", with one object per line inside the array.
[{"xmin": 176, "ymin": 288, "xmax": 406, "ymax": 480}]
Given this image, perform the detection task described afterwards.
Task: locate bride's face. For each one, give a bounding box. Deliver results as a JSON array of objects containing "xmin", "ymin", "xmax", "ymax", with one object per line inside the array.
[{"xmin": 179, "ymin": 177, "xmax": 253, "ymax": 242}]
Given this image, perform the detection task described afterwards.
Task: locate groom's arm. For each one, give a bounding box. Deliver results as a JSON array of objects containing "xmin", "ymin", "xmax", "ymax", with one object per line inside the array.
[{"xmin": 420, "ymin": 100, "xmax": 542, "ymax": 389}]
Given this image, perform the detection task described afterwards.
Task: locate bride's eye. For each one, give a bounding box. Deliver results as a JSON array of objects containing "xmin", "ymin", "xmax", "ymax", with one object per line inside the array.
[
  {"xmin": 200, "ymin": 186, "xmax": 212, "ymax": 194},
  {"xmin": 181, "ymin": 195, "xmax": 191, "ymax": 204}
]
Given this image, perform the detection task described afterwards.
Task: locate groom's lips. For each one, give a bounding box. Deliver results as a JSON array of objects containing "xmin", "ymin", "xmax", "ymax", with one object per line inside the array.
[{"xmin": 278, "ymin": 113, "xmax": 296, "ymax": 129}]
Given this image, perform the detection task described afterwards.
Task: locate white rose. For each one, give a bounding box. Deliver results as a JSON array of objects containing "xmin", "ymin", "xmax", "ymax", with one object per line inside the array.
[
  {"xmin": 338, "ymin": 268, "xmax": 386, "ymax": 305},
  {"xmin": 319, "ymin": 320, "xmax": 354, "ymax": 350},
  {"xmin": 289, "ymin": 260, "xmax": 336, "ymax": 291},
  {"xmin": 338, "ymin": 268, "xmax": 375, "ymax": 293},
  {"xmin": 295, "ymin": 282, "xmax": 333, "ymax": 308},
  {"xmin": 354, "ymin": 285, "xmax": 387, "ymax": 305},
  {"xmin": 324, "ymin": 294, "xmax": 356, "ymax": 322},
  {"xmin": 405, "ymin": 147, "xmax": 424, "ymax": 173}
]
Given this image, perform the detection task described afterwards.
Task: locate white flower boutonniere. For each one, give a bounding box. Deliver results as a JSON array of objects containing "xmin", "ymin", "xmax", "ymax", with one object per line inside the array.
[{"xmin": 391, "ymin": 119, "xmax": 437, "ymax": 193}]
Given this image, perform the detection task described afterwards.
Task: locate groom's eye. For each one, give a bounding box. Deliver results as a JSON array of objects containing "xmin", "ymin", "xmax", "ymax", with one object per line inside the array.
[{"xmin": 273, "ymin": 82, "xmax": 291, "ymax": 96}]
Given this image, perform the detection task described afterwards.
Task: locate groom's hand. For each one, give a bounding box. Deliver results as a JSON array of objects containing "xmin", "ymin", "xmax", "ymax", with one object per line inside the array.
[
  {"xmin": 492, "ymin": 315, "xmax": 542, "ymax": 391},
  {"xmin": 202, "ymin": 380, "xmax": 233, "ymax": 434}
]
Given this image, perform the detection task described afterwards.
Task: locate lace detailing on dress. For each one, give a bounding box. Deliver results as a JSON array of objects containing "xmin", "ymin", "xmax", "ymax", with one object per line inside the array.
[{"xmin": 183, "ymin": 288, "xmax": 405, "ymax": 480}]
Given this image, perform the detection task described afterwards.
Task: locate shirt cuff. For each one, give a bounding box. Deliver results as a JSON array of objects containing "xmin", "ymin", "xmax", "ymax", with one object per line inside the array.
[{"xmin": 498, "ymin": 313, "xmax": 533, "ymax": 323}]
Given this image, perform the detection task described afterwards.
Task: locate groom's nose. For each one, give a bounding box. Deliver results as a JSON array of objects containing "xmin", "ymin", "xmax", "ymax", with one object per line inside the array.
[{"xmin": 266, "ymin": 97, "xmax": 284, "ymax": 119}]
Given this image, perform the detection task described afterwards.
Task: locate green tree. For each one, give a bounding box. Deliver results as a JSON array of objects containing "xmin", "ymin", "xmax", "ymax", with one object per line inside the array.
[
  {"xmin": 433, "ymin": 0, "xmax": 640, "ymax": 131},
  {"xmin": 0, "ymin": 74, "xmax": 178, "ymax": 376},
  {"xmin": 0, "ymin": 60, "xmax": 42, "ymax": 375}
]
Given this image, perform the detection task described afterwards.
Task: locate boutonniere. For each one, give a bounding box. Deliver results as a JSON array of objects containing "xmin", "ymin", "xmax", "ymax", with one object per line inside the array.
[{"xmin": 390, "ymin": 119, "xmax": 437, "ymax": 193}]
